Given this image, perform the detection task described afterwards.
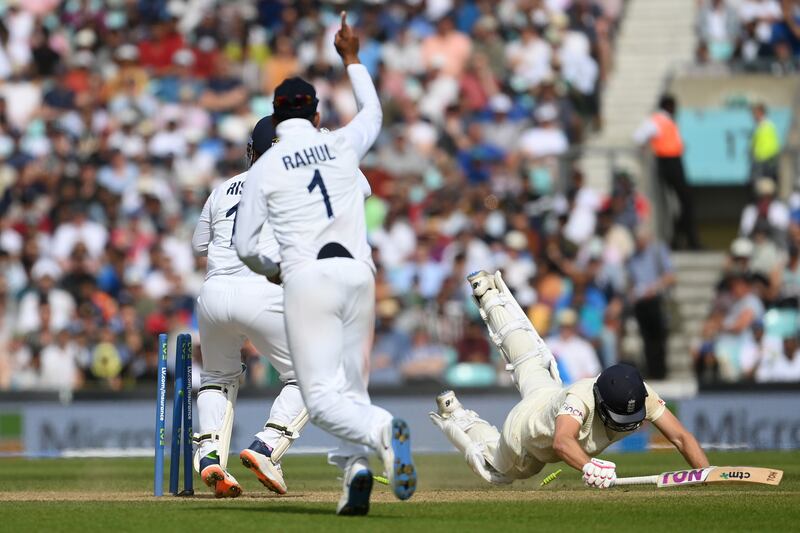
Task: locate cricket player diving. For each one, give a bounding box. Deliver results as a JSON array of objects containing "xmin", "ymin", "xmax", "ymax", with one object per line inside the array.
[
  {"xmin": 234, "ymin": 13, "xmax": 416, "ymax": 515},
  {"xmin": 191, "ymin": 116, "xmax": 309, "ymax": 498},
  {"xmin": 431, "ymin": 270, "xmax": 709, "ymax": 488}
]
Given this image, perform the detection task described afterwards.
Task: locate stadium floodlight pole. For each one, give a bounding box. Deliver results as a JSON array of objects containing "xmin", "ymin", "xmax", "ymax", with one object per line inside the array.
[{"xmin": 614, "ymin": 466, "xmax": 783, "ymax": 488}]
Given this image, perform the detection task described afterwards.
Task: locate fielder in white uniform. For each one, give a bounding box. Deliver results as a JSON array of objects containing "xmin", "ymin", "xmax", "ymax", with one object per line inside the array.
[
  {"xmin": 191, "ymin": 117, "xmax": 308, "ymax": 498},
  {"xmin": 431, "ymin": 270, "xmax": 709, "ymax": 488},
  {"xmin": 235, "ymin": 13, "xmax": 416, "ymax": 516}
]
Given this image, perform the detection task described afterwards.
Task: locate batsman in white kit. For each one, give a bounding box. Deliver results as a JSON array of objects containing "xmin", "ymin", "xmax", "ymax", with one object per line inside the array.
[
  {"xmin": 191, "ymin": 116, "xmax": 309, "ymax": 498},
  {"xmin": 235, "ymin": 13, "xmax": 416, "ymax": 515},
  {"xmin": 431, "ymin": 270, "xmax": 709, "ymax": 488}
]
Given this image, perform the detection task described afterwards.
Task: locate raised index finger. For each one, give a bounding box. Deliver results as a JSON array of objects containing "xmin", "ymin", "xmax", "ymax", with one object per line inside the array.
[{"xmin": 340, "ymin": 11, "xmax": 347, "ymax": 29}]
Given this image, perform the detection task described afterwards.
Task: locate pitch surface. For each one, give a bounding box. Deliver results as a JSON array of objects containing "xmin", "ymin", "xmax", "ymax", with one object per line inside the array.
[{"xmin": 0, "ymin": 451, "xmax": 797, "ymax": 532}]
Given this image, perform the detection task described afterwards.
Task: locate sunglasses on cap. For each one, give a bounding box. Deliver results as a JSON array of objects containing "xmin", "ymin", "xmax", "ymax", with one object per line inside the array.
[{"xmin": 273, "ymin": 94, "xmax": 316, "ymax": 109}]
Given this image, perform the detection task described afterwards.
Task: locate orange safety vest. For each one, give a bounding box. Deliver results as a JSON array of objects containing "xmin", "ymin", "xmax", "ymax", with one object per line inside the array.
[{"xmin": 650, "ymin": 112, "xmax": 683, "ymax": 157}]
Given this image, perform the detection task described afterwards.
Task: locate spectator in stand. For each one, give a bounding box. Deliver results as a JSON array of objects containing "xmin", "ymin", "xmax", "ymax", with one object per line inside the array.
[
  {"xmin": 714, "ymin": 272, "xmax": 766, "ymax": 381},
  {"xmin": 546, "ymin": 308, "xmax": 602, "ymax": 384},
  {"xmin": 750, "ymin": 102, "xmax": 782, "ymax": 181},
  {"xmin": 455, "ymin": 320, "xmax": 492, "ymax": 364},
  {"xmin": 606, "ymin": 170, "xmax": 652, "ymax": 233},
  {"xmin": 627, "ymin": 225, "xmax": 676, "ymax": 380},
  {"xmin": 739, "ymin": 320, "xmax": 783, "ymax": 381},
  {"xmin": 401, "ymin": 328, "xmax": 451, "ymax": 383},
  {"xmin": 505, "ymin": 24, "xmax": 552, "ymax": 90},
  {"xmin": 518, "ymin": 103, "xmax": 569, "ymax": 159},
  {"xmin": 738, "ymin": 0, "xmax": 783, "ymax": 49},
  {"xmin": 772, "ymin": 0, "xmax": 800, "ymax": 59},
  {"xmin": 755, "ymin": 331, "xmax": 800, "ymax": 382},
  {"xmin": 740, "ymin": 177, "xmax": 790, "ymax": 238},
  {"xmin": 697, "ymin": 0, "xmax": 741, "ymax": 62},
  {"xmin": 748, "ymin": 222, "xmax": 785, "ymax": 290},
  {"xmin": 482, "ymin": 93, "xmax": 527, "ymax": 151},
  {"xmin": 771, "ymin": 243, "xmax": 800, "ymax": 303},
  {"xmin": 634, "ymin": 94, "xmax": 701, "ymax": 249},
  {"xmin": 370, "ymin": 299, "xmax": 411, "ymax": 386},
  {"xmin": 421, "ymin": 15, "xmax": 472, "ymax": 78},
  {"xmin": 38, "ymin": 327, "xmax": 85, "ymax": 391},
  {"xmin": 17, "ymin": 259, "xmax": 75, "ymax": 336}
]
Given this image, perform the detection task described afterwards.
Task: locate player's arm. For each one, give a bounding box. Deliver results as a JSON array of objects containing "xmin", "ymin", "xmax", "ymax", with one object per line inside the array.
[
  {"xmin": 334, "ymin": 11, "xmax": 382, "ymax": 160},
  {"xmin": 632, "ymin": 118, "xmax": 657, "ymax": 145},
  {"xmin": 652, "ymin": 409, "xmax": 709, "ymax": 469},
  {"xmin": 234, "ymin": 170, "xmax": 280, "ymax": 278},
  {"xmin": 554, "ymin": 405, "xmax": 617, "ymax": 489},
  {"xmin": 191, "ymin": 192, "xmax": 214, "ymax": 257},
  {"xmin": 553, "ymin": 415, "xmax": 591, "ymax": 470}
]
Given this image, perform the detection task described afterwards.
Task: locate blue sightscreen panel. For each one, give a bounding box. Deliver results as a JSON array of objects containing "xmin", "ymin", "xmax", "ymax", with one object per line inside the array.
[{"xmin": 677, "ymin": 107, "xmax": 791, "ymax": 185}]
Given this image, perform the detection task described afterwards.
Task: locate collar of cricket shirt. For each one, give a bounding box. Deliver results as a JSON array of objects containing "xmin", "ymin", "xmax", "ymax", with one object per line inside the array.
[{"xmin": 275, "ymin": 118, "xmax": 317, "ymax": 136}]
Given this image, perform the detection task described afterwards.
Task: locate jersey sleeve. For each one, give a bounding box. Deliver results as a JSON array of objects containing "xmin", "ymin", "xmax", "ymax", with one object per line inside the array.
[
  {"xmin": 557, "ymin": 393, "xmax": 590, "ymax": 425},
  {"xmin": 336, "ymin": 64, "xmax": 382, "ymax": 161},
  {"xmin": 644, "ymin": 382, "xmax": 667, "ymax": 422},
  {"xmin": 357, "ymin": 169, "xmax": 372, "ymax": 198},
  {"xmin": 234, "ymin": 164, "xmax": 280, "ymax": 277},
  {"xmin": 191, "ymin": 191, "xmax": 214, "ymax": 257},
  {"xmin": 633, "ymin": 118, "xmax": 658, "ymax": 145}
]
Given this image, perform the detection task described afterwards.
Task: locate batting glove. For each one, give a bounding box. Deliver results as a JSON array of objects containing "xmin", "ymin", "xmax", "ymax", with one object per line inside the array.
[{"xmin": 582, "ymin": 458, "xmax": 616, "ymax": 488}]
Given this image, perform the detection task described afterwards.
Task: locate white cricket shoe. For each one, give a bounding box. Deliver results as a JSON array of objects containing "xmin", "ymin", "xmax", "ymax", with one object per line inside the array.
[
  {"xmin": 199, "ymin": 452, "xmax": 242, "ymax": 498},
  {"xmin": 239, "ymin": 439, "xmax": 288, "ymax": 495},
  {"xmin": 336, "ymin": 457, "xmax": 373, "ymax": 516}
]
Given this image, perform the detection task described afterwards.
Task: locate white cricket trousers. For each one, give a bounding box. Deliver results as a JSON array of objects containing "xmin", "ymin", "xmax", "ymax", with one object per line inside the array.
[
  {"xmin": 470, "ymin": 347, "xmax": 562, "ymax": 479},
  {"xmin": 196, "ymin": 276, "xmax": 305, "ymax": 451},
  {"xmin": 283, "ymin": 258, "xmax": 392, "ymax": 467}
]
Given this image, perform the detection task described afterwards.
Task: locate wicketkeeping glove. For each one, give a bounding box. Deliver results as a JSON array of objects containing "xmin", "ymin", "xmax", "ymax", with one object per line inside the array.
[{"xmin": 582, "ymin": 458, "xmax": 616, "ymax": 488}]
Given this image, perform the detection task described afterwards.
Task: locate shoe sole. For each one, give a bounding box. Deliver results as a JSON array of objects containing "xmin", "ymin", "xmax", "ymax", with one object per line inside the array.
[
  {"xmin": 239, "ymin": 450, "xmax": 287, "ymax": 495},
  {"xmin": 389, "ymin": 418, "xmax": 416, "ymax": 501},
  {"xmin": 201, "ymin": 465, "xmax": 242, "ymax": 499},
  {"xmin": 337, "ymin": 470, "xmax": 373, "ymax": 516}
]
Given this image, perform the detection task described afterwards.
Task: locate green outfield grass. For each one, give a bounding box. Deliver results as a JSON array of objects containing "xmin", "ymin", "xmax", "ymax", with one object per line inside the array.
[{"xmin": 0, "ymin": 451, "xmax": 797, "ymax": 532}]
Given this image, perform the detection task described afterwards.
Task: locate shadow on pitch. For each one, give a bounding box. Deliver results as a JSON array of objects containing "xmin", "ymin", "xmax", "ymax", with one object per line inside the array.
[{"xmin": 188, "ymin": 505, "xmax": 400, "ymax": 518}]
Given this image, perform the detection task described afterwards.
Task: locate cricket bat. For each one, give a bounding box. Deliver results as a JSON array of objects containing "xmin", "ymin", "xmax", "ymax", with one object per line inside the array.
[{"xmin": 614, "ymin": 466, "xmax": 783, "ymax": 488}]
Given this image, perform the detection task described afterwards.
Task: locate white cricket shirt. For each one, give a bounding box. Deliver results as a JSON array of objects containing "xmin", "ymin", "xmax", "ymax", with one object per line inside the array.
[{"xmin": 235, "ymin": 64, "xmax": 381, "ymax": 281}]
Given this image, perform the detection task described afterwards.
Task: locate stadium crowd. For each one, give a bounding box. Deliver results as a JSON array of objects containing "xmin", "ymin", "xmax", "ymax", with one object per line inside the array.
[
  {"xmin": 692, "ymin": 176, "xmax": 800, "ymax": 384},
  {"xmin": 695, "ymin": 0, "xmax": 800, "ymax": 71},
  {"xmin": 0, "ymin": 0, "xmax": 640, "ymax": 389},
  {"xmin": 0, "ymin": 0, "xmax": 694, "ymax": 392}
]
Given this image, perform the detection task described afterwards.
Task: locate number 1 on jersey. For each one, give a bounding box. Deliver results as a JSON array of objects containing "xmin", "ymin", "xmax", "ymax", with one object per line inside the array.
[
  {"xmin": 227, "ymin": 202, "xmax": 239, "ymax": 247},
  {"xmin": 308, "ymin": 169, "xmax": 333, "ymax": 218}
]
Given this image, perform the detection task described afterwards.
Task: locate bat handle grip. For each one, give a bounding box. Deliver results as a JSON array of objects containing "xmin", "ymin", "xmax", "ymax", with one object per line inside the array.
[{"xmin": 614, "ymin": 475, "xmax": 659, "ymax": 486}]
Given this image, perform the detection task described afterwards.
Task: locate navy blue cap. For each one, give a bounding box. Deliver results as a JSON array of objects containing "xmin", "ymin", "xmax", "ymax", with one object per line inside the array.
[
  {"xmin": 273, "ymin": 77, "xmax": 318, "ymax": 121},
  {"xmin": 250, "ymin": 116, "xmax": 277, "ymax": 156}
]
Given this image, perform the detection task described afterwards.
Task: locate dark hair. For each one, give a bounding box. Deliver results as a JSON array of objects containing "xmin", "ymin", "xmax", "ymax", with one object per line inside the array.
[
  {"xmin": 272, "ymin": 77, "xmax": 318, "ymax": 124},
  {"xmin": 659, "ymin": 94, "xmax": 676, "ymax": 115}
]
